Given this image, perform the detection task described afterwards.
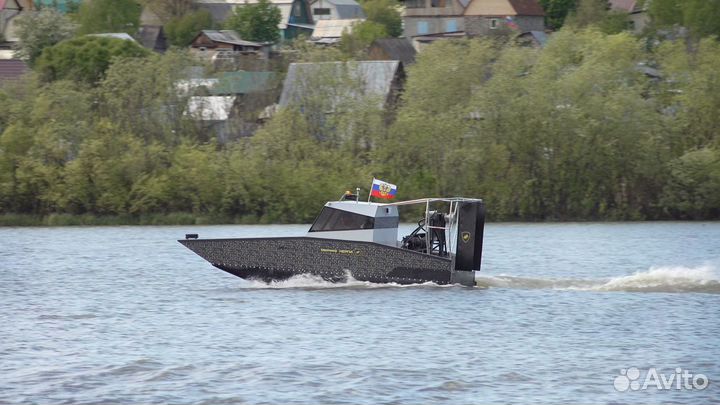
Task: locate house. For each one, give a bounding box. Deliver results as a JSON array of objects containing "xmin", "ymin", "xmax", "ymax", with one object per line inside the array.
[
  {"xmin": 410, "ymin": 31, "xmax": 466, "ymax": 51},
  {"xmin": 32, "ymin": 0, "xmax": 80, "ymax": 12},
  {"xmin": 177, "ymin": 71, "xmax": 278, "ymax": 96},
  {"xmin": 279, "ymin": 60, "xmax": 404, "ymax": 111},
  {"xmin": 309, "ymin": 0, "xmax": 364, "ymax": 21},
  {"xmin": 609, "ymin": 0, "xmax": 649, "ymax": 34},
  {"xmin": 137, "ymin": 25, "xmax": 168, "ymax": 53},
  {"xmin": 310, "ymin": 19, "xmax": 362, "ymax": 44},
  {"xmin": 403, "ymin": 0, "xmax": 545, "ymax": 39},
  {"xmin": 190, "ymin": 30, "xmax": 265, "ymax": 59},
  {"xmin": 194, "ymin": 0, "xmax": 315, "ymax": 41},
  {"xmin": 0, "ymin": 0, "xmax": 29, "ymax": 43},
  {"xmin": 186, "ymin": 95, "xmax": 239, "ymax": 142},
  {"xmin": 0, "ymin": 58, "xmax": 28, "ymax": 83},
  {"xmin": 181, "ymin": 71, "xmax": 280, "ymax": 139},
  {"xmin": 210, "ymin": 71, "xmax": 278, "ymax": 96},
  {"xmin": 367, "ymin": 38, "xmax": 417, "ymax": 66}
]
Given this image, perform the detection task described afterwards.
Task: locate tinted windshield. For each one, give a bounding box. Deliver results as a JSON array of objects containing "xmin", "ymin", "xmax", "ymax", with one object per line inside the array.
[{"xmin": 309, "ymin": 207, "xmax": 375, "ymax": 232}]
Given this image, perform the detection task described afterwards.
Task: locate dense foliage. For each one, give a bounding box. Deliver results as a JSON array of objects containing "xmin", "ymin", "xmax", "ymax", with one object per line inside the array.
[
  {"xmin": 76, "ymin": 0, "xmax": 143, "ymax": 36},
  {"xmin": 564, "ymin": 0, "xmax": 629, "ymax": 34},
  {"xmin": 12, "ymin": 8, "xmax": 77, "ymax": 66},
  {"xmin": 362, "ymin": 0, "xmax": 403, "ymax": 38},
  {"xmin": 2, "ymin": 26, "xmax": 720, "ymax": 223},
  {"xmin": 142, "ymin": 0, "xmax": 196, "ymax": 22},
  {"xmin": 649, "ymin": 0, "xmax": 720, "ymax": 38},
  {"xmin": 224, "ymin": 0, "xmax": 282, "ymax": 43},
  {"xmin": 539, "ymin": 0, "xmax": 576, "ymax": 30},
  {"xmin": 164, "ymin": 9, "xmax": 214, "ymax": 46},
  {"xmin": 35, "ymin": 36, "xmax": 151, "ymax": 85}
]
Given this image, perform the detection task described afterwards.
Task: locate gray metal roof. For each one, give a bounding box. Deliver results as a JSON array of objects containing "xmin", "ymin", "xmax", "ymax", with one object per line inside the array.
[
  {"xmin": 89, "ymin": 33, "xmax": 137, "ymax": 42},
  {"xmin": 199, "ymin": 30, "xmax": 262, "ymax": 47},
  {"xmin": 279, "ymin": 60, "xmax": 401, "ymax": 109},
  {"xmin": 370, "ymin": 38, "xmax": 416, "ymax": 66},
  {"xmin": 0, "ymin": 59, "xmax": 28, "ymax": 82}
]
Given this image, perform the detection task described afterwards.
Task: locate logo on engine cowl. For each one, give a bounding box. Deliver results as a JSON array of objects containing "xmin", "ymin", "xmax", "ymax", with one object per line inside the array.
[{"xmin": 461, "ymin": 232, "xmax": 471, "ymax": 243}]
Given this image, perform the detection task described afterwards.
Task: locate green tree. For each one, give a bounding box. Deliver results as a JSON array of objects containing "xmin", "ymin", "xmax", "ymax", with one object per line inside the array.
[
  {"xmin": 566, "ymin": 0, "xmax": 628, "ymax": 34},
  {"xmin": 682, "ymin": 0, "xmax": 720, "ymax": 38},
  {"xmin": 224, "ymin": 0, "xmax": 282, "ymax": 43},
  {"xmin": 97, "ymin": 50, "xmax": 201, "ymax": 144},
  {"xmin": 661, "ymin": 148, "xmax": 720, "ymax": 219},
  {"xmin": 77, "ymin": 0, "xmax": 142, "ymax": 35},
  {"xmin": 224, "ymin": 110, "xmax": 364, "ymax": 222},
  {"xmin": 0, "ymin": 80, "xmax": 93, "ymax": 214},
  {"xmin": 385, "ymin": 39, "xmax": 502, "ymax": 200},
  {"xmin": 648, "ymin": 0, "xmax": 683, "ymax": 28},
  {"xmin": 164, "ymin": 9, "xmax": 214, "ymax": 47},
  {"xmin": 656, "ymin": 38, "xmax": 720, "ymax": 151},
  {"xmin": 362, "ymin": 0, "xmax": 402, "ymax": 38},
  {"xmin": 339, "ymin": 21, "xmax": 388, "ymax": 58},
  {"xmin": 142, "ymin": 0, "xmax": 195, "ymax": 22},
  {"xmin": 568, "ymin": 0, "xmax": 609, "ymax": 27},
  {"xmin": 649, "ymin": 0, "xmax": 720, "ymax": 38},
  {"xmin": 61, "ymin": 120, "xmax": 149, "ymax": 214},
  {"xmin": 600, "ymin": 10, "xmax": 631, "ymax": 34},
  {"xmin": 539, "ymin": 0, "xmax": 576, "ymax": 30},
  {"xmin": 12, "ymin": 8, "xmax": 76, "ymax": 66},
  {"xmin": 35, "ymin": 36, "xmax": 151, "ymax": 85}
]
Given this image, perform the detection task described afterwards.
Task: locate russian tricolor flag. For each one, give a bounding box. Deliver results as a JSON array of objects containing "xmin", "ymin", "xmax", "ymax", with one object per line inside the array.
[{"xmin": 370, "ymin": 178, "xmax": 397, "ymax": 199}]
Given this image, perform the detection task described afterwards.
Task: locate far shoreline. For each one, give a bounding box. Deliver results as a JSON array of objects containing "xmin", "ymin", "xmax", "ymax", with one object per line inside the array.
[{"xmin": 1, "ymin": 213, "xmax": 717, "ymax": 227}]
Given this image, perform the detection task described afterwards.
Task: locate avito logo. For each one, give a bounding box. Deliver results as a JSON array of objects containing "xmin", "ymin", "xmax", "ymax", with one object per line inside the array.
[{"xmin": 614, "ymin": 367, "xmax": 709, "ymax": 392}]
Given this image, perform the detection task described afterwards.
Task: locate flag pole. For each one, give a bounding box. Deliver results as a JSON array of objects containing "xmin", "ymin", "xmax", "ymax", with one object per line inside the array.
[{"xmin": 367, "ymin": 178, "xmax": 374, "ymax": 202}]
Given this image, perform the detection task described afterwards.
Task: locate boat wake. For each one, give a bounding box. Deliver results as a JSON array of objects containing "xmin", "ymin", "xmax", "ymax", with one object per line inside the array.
[
  {"xmin": 233, "ymin": 265, "xmax": 720, "ymax": 293},
  {"xmin": 475, "ymin": 264, "xmax": 720, "ymax": 294},
  {"xmin": 238, "ymin": 273, "xmax": 454, "ymax": 290}
]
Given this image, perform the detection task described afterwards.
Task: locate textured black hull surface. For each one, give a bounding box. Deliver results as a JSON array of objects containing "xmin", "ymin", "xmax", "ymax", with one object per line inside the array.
[{"xmin": 179, "ymin": 237, "xmax": 475, "ymax": 285}]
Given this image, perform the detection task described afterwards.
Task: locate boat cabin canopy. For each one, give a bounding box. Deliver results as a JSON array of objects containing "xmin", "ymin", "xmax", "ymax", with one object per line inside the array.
[{"xmin": 306, "ymin": 201, "xmax": 399, "ymax": 246}]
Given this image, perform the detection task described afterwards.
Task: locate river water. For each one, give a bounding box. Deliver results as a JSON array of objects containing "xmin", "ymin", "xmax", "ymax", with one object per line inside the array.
[{"xmin": 1, "ymin": 222, "xmax": 719, "ymax": 404}]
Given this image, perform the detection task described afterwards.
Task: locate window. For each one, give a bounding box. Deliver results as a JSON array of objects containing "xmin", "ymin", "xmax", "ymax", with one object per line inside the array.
[
  {"xmin": 309, "ymin": 207, "xmax": 375, "ymax": 232},
  {"xmin": 446, "ymin": 19, "xmax": 457, "ymax": 32},
  {"xmin": 489, "ymin": 18, "xmax": 498, "ymax": 29},
  {"xmin": 405, "ymin": 0, "xmax": 426, "ymax": 8},
  {"xmin": 417, "ymin": 21, "xmax": 429, "ymax": 35},
  {"xmin": 313, "ymin": 7, "xmax": 330, "ymax": 15},
  {"xmin": 293, "ymin": 2, "xmax": 302, "ymax": 17},
  {"xmin": 431, "ymin": 0, "xmax": 445, "ymax": 7}
]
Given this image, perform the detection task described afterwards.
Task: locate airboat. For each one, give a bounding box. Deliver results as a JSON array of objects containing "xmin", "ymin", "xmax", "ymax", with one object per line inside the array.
[{"xmin": 179, "ymin": 191, "xmax": 485, "ymax": 286}]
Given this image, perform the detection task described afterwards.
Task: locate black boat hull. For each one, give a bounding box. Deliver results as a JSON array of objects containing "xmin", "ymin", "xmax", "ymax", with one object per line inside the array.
[{"xmin": 179, "ymin": 237, "xmax": 476, "ymax": 286}]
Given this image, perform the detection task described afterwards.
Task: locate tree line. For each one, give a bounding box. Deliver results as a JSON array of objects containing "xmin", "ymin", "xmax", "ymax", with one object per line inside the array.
[{"xmin": 1, "ymin": 16, "xmax": 720, "ymax": 224}]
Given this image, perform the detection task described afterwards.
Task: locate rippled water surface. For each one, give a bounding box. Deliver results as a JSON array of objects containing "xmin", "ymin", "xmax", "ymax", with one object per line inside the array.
[{"xmin": 1, "ymin": 222, "xmax": 719, "ymax": 404}]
